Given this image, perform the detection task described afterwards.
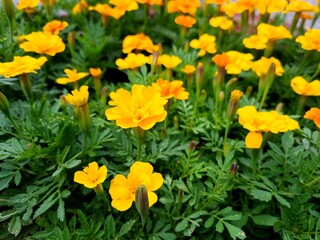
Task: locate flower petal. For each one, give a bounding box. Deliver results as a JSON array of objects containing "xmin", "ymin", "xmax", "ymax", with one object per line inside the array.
[{"xmin": 245, "ymin": 132, "xmax": 263, "ymax": 149}]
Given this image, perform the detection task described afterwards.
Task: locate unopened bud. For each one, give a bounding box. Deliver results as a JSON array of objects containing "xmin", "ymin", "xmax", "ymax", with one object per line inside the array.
[
  {"xmin": 0, "ymin": 91, "xmax": 10, "ymax": 116},
  {"xmin": 68, "ymin": 31, "xmax": 75, "ymax": 53},
  {"xmin": 219, "ymin": 91, "xmax": 224, "ymax": 101},
  {"xmin": 225, "ymin": 78, "xmax": 238, "ymax": 89},
  {"xmin": 275, "ymin": 102, "xmax": 283, "ymax": 112},
  {"xmin": 59, "ymin": 95, "xmax": 68, "ymax": 109},
  {"xmin": 101, "ymin": 87, "xmax": 107, "ymax": 105},
  {"xmin": 135, "ymin": 185, "xmax": 149, "ymax": 226},
  {"xmin": 173, "ymin": 115, "xmax": 179, "ymax": 129},
  {"xmin": 177, "ymin": 188, "xmax": 184, "ymax": 205},
  {"xmin": 189, "ymin": 141, "xmax": 196, "ymax": 152},
  {"xmin": 196, "ymin": 62, "xmax": 204, "ymax": 88},
  {"xmin": 3, "ymin": 0, "xmax": 15, "ymax": 28},
  {"xmin": 229, "ymin": 162, "xmax": 237, "ymax": 176}
]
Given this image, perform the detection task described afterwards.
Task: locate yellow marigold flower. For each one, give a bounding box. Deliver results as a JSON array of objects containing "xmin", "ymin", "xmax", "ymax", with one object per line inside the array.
[
  {"xmin": 89, "ymin": 3, "xmax": 125, "ymax": 19},
  {"xmin": 251, "ymin": 57, "xmax": 284, "ymax": 77},
  {"xmin": 238, "ymin": 106, "xmax": 299, "ymax": 148},
  {"xmin": 230, "ymin": 89, "xmax": 243, "ymax": 102},
  {"xmin": 56, "ymin": 69, "xmax": 89, "ymax": 85},
  {"xmin": 290, "ymin": 76, "xmax": 320, "ymax": 96},
  {"xmin": 243, "ymin": 35, "xmax": 268, "ymax": 50},
  {"xmin": 17, "ymin": 0, "xmax": 39, "ymax": 10},
  {"xmin": 209, "ymin": 16, "xmax": 233, "ymax": 30},
  {"xmin": 64, "ymin": 86, "xmax": 89, "ymax": 108},
  {"xmin": 0, "ymin": 56, "xmax": 47, "ymax": 78},
  {"xmin": 105, "ymin": 84, "xmax": 167, "ymax": 130},
  {"xmin": 40, "ymin": 0, "xmax": 54, "ymax": 5},
  {"xmin": 221, "ymin": 2, "xmax": 242, "ymax": 17},
  {"xmin": 109, "ymin": 161, "xmax": 163, "ymax": 211},
  {"xmin": 136, "ymin": 0, "xmax": 163, "ymax": 5},
  {"xmin": 109, "ymin": 0, "xmax": 139, "ymax": 12},
  {"xmin": 255, "ymin": 0, "xmax": 287, "ymax": 14},
  {"xmin": 236, "ymin": 0, "xmax": 258, "ymax": 12},
  {"xmin": 190, "ymin": 34, "xmax": 217, "ymax": 56},
  {"xmin": 157, "ymin": 54, "xmax": 182, "ymax": 69},
  {"xmin": 180, "ymin": 64, "xmax": 196, "ymax": 74},
  {"xmin": 122, "ymin": 33, "xmax": 158, "ymax": 54},
  {"xmin": 116, "ymin": 53, "xmax": 149, "ymax": 70},
  {"xmin": 300, "ymin": 13, "xmax": 313, "ymax": 20},
  {"xmin": 168, "ymin": 0, "xmax": 201, "ymax": 15},
  {"xmin": 285, "ymin": 0, "xmax": 318, "ymax": 13},
  {"xmin": 174, "ymin": 15, "xmax": 197, "ymax": 28},
  {"xmin": 296, "ymin": 29, "xmax": 320, "ymax": 52},
  {"xmin": 213, "ymin": 51, "xmax": 253, "ymax": 74},
  {"xmin": 304, "ymin": 108, "xmax": 320, "ymax": 128},
  {"xmin": 72, "ymin": 0, "xmax": 88, "ymax": 15},
  {"xmin": 43, "ymin": 20, "xmax": 68, "ymax": 35},
  {"xmin": 19, "ymin": 32, "xmax": 65, "ymax": 56},
  {"xmin": 205, "ymin": 0, "xmax": 230, "ymax": 5},
  {"xmin": 152, "ymin": 78, "xmax": 189, "ymax": 100},
  {"xmin": 89, "ymin": 67, "xmax": 102, "ymax": 78},
  {"xmin": 74, "ymin": 162, "xmax": 107, "ymax": 189},
  {"xmin": 257, "ymin": 23, "xmax": 292, "ymax": 42}
]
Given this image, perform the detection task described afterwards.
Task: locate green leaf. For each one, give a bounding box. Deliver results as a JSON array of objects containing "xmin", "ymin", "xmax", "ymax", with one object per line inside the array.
[
  {"xmin": 57, "ymin": 198, "xmax": 65, "ymax": 221},
  {"xmin": 175, "ymin": 218, "xmax": 188, "ymax": 232},
  {"xmin": 0, "ymin": 209, "xmax": 19, "ymax": 222},
  {"xmin": 223, "ymin": 213, "xmax": 242, "ymax": 221},
  {"xmin": 116, "ymin": 219, "xmax": 135, "ymax": 238},
  {"xmin": 223, "ymin": 221, "xmax": 246, "ymax": 240},
  {"xmin": 251, "ymin": 214, "xmax": 279, "ymax": 226},
  {"xmin": 0, "ymin": 175, "xmax": 14, "ymax": 191},
  {"xmin": 217, "ymin": 207, "xmax": 233, "ymax": 216},
  {"xmin": 33, "ymin": 192, "xmax": 58, "ymax": 219},
  {"xmin": 8, "ymin": 216, "xmax": 21, "ymax": 237},
  {"xmin": 104, "ymin": 215, "xmax": 116, "ymax": 239},
  {"xmin": 250, "ymin": 189, "xmax": 272, "ymax": 202},
  {"xmin": 14, "ymin": 171, "xmax": 21, "ymax": 186},
  {"xmin": 65, "ymin": 159, "xmax": 81, "ymax": 169},
  {"xmin": 215, "ymin": 220, "xmax": 224, "ymax": 233},
  {"xmin": 268, "ymin": 142, "xmax": 284, "ymax": 157},
  {"xmin": 274, "ymin": 194, "xmax": 291, "ymax": 208},
  {"xmin": 188, "ymin": 211, "xmax": 207, "ymax": 219},
  {"xmin": 204, "ymin": 215, "xmax": 215, "ymax": 228}
]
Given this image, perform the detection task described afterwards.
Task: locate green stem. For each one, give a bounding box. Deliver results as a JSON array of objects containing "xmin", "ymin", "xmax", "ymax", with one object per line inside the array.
[
  {"xmin": 134, "ymin": 127, "xmax": 145, "ymax": 161},
  {"xmin": 252, "ymin": 148, "xmax": 260, "ymax": 179}
]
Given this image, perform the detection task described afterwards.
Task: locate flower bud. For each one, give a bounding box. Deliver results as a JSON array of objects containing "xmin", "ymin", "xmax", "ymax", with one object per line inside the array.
[
  {"xmin": 3, "ymin": 0, "xmax": 15, "ymax": 29},
  {"xmin": 196, "ymin": 62, "xmax": 204, "ymax": 89},
  {"xmin": 189, "ymin": 141, "xmax": 196, "ymax": 152},
  {"xmin": 229, "ymin": 162, "xmax": 237, "ymax": 176},
  {"xmin": 101, "ymin": 86, "xmax": 107, "ymax": 105},
  {"xmin": 173, "ymin": 115, "xmax": 179, "ymax": 130},
  {"xmin": 68, "ymin": 31, "xmax": 75, "ymax": 53},
  {"xmin": 135, "ymin": 185, "xmax": 149, "ymax": 226},
  {"xmin": 227, "ymin": 89, "xmax": 243, "ymax": 120},
  {"xmin": 0, "ymin": 91, "xmax": 10, "ymax": 116}
]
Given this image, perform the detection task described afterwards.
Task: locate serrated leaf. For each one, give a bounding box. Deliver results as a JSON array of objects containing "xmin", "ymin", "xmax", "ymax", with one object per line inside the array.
[
  {"xmin": 268, "ymin": 142, "xmax": 284, "ymax": 157},
  {"xmin": 105, "ymin": 215, "xmax": 116, "ymax": 239},
  {"xmin": 33, "ymin": 192, "xmax": 58, "ymax": 219},
  {"xmin": 60, "ymin": 189, "xmax": 71, "ymax": 199},
  {"xmin": 116, "ymin": 219, "xmax": 135, "ymax": 238},
  {"xmin": 223, "ymin": 221, "xmax": 246, "ymax": 240},
  {"xmin": 175, "ymin": 218, "xmax": 188, "ymax": 232},
  {"xmin": 65, "ymin": 159, "xmax": 81, "ymax": 169},
  {"xmin": 0, "ymin": 209, "xmax": 19, "ymax": 222},
  {"xmin": 215, "ymin": 220, "xmax": 224, "ymax": 233},
  {"xmin": 8, "ymin": 216, "xmax": 21, "ymax": 237},
  {"xmin": 251, "ymin": 214, "xmax": 279, "ymax": 226},
  {"xmin": 57, "ymin": 198, "xmax": 65, "ymax": 221},
  {"xmin": 250, "ymin": 189, "xmax": 272, "ymax": 202},
  {"xmin": 0, "ymin": 175, "xmax": 14, "ymax": 191}
]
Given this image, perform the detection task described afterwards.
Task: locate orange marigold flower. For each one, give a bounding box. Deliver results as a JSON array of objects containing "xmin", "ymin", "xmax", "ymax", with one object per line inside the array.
[
  {"xmin": 43, "ymin": 20, "xmax": 68, "ymax": 35},
  {"xmin": 243, "ymin": 35, "xmax": 268, "ymax": 50},
  {"xmin": 109, "ymin": 0, "xmax": 139, "ymax": 12},
  {"xmin": 89, "ymin": 3, "xmax": 126, "ymax": 19},
  {"xmin": 105, "ymin": 85, "xmax": 167, "ymax": 130},
  {"xmin": 251, "ymin": 57, "xmax": 284, "ymax": 77},
  {"xmin": 56, "ymin": 69, "xmax": 89, "ymax": 85},
  {"xmin": 221, "ymin": 2, "xmax": 242, "ymax": 17},
  {"xmin": 174, "ymin": 15, "xmax": 197, "ymax": 28},
  {"xmin": 152, "ymin": 78, "xmax": 189, "ymax": 100},
  {"xmin": 304, "ymin": 108, "xmax": 320, "ymax": 128},
  {"xmin": 209, "ymin": 16, "xmax": 233, "ymax": 30},
  {"xmin": 205, "ymin": 0, "xmax": 230, "ymax": 5},
  {"xmin": 290, "ymin": 76, "xmax": 320, "ymax": 96},
  {"xmin": 64, "ymin": 85, "xmax": 89, "ymax": 108},
  {"xmin": 122, "ymin": 33, "xmax": 158, "ymax": 54},
  {"xmin": 0, "ymin": 56, "xmax": 47, "ymax": 78},
  {"xmin": 74, "ymin": 162, "xmax": 107, "ymax": 189},
  {"xmin": 296, "ymin": 29, "xmax": 320, "ymax": 52},
  {"xmin": 157, "ymin": 54, "xmax": 182, "ymax": 69},
  {"xmin": 89, "ymin": 67, "xmax": 102, "ymax": 78},
  {"xmin": 72, "ymin": 0, "xmax": 88, "ymax": 15},
  {"xmin": 257, "ymin": 23, "xmax": 292, "ymax": 42},
  {"xmin": 180, "ymin": 64, "xmax": 196, "ymax": 74},
  {"xmin": 17, "ymin": 0, "xmax": 39, "ymax": 10},
  {"xmin": 115, "ymin": 53, "xmax": 149, "ymax": 70},
  {"xmin": 168, "ymin": 0, "xmax": 201, "ymax": 15},
  {"xmin": 136, "ymin": 0, "xmax": 163, "ymax": 5},
  {"xmin": 109, "ymin": 161, "xmax": 163, "ymax": 211},
  {"xmin": 19, "ymin": 32, "xmax": 65, "ymax": 56},
  {"xmin": 190, "ymin": 34, "xmax": 217, "ymax": 56}
]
